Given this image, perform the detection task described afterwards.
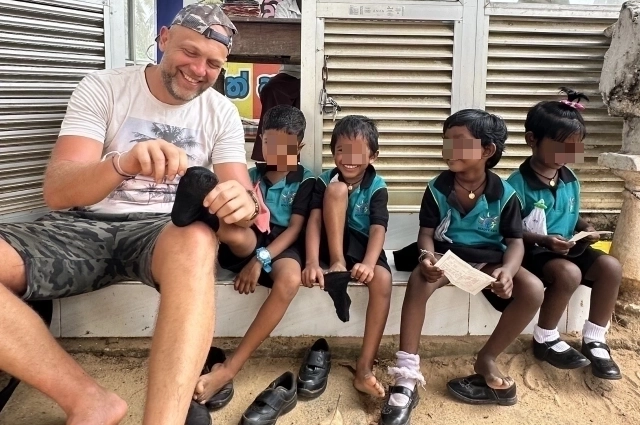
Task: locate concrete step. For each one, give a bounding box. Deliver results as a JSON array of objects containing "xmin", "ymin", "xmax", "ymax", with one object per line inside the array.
[{"xmin": 50, "ymin": 250, "xmax": 590, "ymax": 338}]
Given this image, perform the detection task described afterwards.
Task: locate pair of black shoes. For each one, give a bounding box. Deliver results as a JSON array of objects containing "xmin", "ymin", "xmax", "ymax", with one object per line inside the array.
[
  {"xmin": 186, "ymin": 347, "xmax": 235, "ymax": 425},
  {"xmin": 533, "ymin": 338, "xmax": 622, "ymax": 379},
  {"xmin": 240, "ymin": 338, "xmax": 332, "ymax": 425}
]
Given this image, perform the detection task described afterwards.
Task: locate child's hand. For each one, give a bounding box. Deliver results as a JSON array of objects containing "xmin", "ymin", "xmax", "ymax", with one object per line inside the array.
[
  {"xmin": 302, "ymin": 264, "xmax": 325, "ymax": 289},
  {"xmin": 543, "ymin": 235, "xmax": 575, "ymax": 255},
  {"xmin": 234, "ymin": 258, "xmax": 262, "ymax": 294},
  {"xmin": 583, "ymin": 226, "xmax": 600, "ymax": 243},
  {"xmin": 351, "ymin": 263, "xmax": 374, "ymax": 284},
  {"xmin": 419, "ymin": 252, "xmax": 444, "ymax": 283},
  {"xmin": 490, "ymin": 267, "xmax": 513, "ymax": 299}
]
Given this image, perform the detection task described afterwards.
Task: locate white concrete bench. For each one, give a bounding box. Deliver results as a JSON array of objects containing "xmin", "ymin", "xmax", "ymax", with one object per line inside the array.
[{"xmin": 50, "ymin": 249, "xmax": 590, "ymax": 339}]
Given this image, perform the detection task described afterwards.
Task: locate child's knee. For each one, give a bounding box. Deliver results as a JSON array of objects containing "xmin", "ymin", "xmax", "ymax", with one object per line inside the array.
[
  {"xmin": 369, "ymin": 267, "xmax": 392, "ymax": 298},
  {"xmin": 595, "ymin": 255, "xmax": 622, "ymax": 285},
  {"xmin": 272, "ymin": 272, "xmax": 301, "ymax": 301},
  {"xmin": 549, "ymin": 262, "xmax": 582, "ymax": 291},
  {"xmin": 217, "ymin": 222, "xmax": 253, "ymax": 249},
  {"xmin": 514, "ymin": 270, "xmax": 545, "ymax": 306},
  {"xmin": 325, "ymin": 181, "xmax": 349, "ymax": 200}
]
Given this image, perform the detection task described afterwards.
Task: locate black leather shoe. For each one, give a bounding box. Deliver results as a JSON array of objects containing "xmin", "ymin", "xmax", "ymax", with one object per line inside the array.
[
  {"xmin": 533, "ymin": 338, "xmax": 590, "ymax": 370},
  {"xmin": 581, "ymin": 340, "xmax": 622, "ymax": 380},
  {"xmin": 201, "ymin": 347, "xmax": 234, "ymax": 410},
  {"xmin": 379, "ymin": 386, "xmax": 419, "ymax": 425},
  {"xmin": 447, "ymin": 374, "xmax": 517, "ymax": 406},
  {"xmin": 241, "ymin": 372, "xmax": 297, "ymax": 425},
  {"xmin": 297, "ymin": 338, "xmax": 331, "ymax": 399},
  {"xmin": 186, "ymin": 401, "xmax": 212, "ymax": 425}
]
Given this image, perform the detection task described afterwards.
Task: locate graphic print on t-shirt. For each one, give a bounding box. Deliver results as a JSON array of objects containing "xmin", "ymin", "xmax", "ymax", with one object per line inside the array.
[{"xmin": 106, "ymin": 117, "xmax": 204, "ymax": 209}]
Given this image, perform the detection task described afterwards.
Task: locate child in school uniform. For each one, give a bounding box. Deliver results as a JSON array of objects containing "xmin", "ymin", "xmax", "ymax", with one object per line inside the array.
[
  {"xmin": 302, "ymin": 115, "xmax": 392, "ymax": 398},
  {"xmin": 381, "ymin": 109, "xmax": 544, "ymax": 424},
  {"xmin": 193, "ymin": 105, "xmax": 316, "ymax": 406},
  {"xmin": 506, "ymin": 88, "xmax": 622, "ymax": 379}
]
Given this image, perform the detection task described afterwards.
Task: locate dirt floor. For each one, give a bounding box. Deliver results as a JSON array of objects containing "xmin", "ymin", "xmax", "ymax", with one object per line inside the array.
[{"xmin": 2, "ymin": 344, "xmax": 640, "ymax": 425}]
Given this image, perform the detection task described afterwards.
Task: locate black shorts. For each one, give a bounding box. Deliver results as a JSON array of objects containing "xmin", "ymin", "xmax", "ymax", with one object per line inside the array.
[
  {"xmin": 217, "ymin": 225, "xmax": 304, "ymax": 288},
  {"xmin": 482, "ymin": 245, "xmax": 606, "ymax": 312},
  {"xmin": 320, "ymin": 226, "xmax": 390, "ymax": 273}
]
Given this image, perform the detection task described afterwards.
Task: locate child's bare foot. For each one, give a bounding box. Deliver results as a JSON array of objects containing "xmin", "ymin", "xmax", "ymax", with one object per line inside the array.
[
  {"xmin": 193, "ymin": 363, "xmax": 234, "ymax": 404},
  {"xmin": 474, "ymin": 354, "xmax": 514, "ymax": 390},
  {"xmin": 353, "ymin": 367, "xmax": 385, "ymax": 398},
  {"xmin": 328, "ymin": 261, "xmax": 347, "ymax": 273},
  {"xmin": 66, "ymin": 388, "xmax": 128, "ymax": 425}
]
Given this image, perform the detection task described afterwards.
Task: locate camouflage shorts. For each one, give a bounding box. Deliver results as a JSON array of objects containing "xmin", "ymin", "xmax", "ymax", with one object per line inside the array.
[{"xmin": 0, "ymin": 210, "xmax": 170, "ymax": 300}]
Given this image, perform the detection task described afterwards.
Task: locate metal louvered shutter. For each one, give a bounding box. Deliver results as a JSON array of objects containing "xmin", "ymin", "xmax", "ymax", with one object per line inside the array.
[
  {"xmin": 485, "ymin": 17, "xmax": 623, "ymax": 212},
  {"xmin": 322, "ymin": 20, "xmax": 454, "ymax": 210},
  {"xmin": 0, "ymin": 0, "xmax": 106, "ymax": 217}
]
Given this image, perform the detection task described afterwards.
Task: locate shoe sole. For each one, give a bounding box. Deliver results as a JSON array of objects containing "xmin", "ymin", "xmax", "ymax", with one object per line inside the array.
[
  {"xmin": 205, "ymin": 387, "xmax": 234, "ymax": 410},
  {"xmin": 591, "ymin": 368, "xmax": 622, "ymax": 380},
  {"xmin": 446, "ymin": 384, "xmax": 517, "ymax": 406},
  {"xmin": 239, "ymin": 397, "xmax": 297, "ymax": 425},
  {"xmin": 297, "ymin": 377, "xmax": 328, "ymax": 400}
]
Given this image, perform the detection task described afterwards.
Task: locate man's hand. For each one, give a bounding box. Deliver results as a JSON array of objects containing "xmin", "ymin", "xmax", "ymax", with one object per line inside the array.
[
  {"xmin": 203, "ymin": 181, "xmax": 256, "ymax": 225},
  {"xmin": 583, "ymin": 226, "xmax": 600, "ymax": 243},
  {"xmin": 490, "ymin": 267, "xmax": 514, "ymax": 299},
  {"xmin": 542, "ymin": 235, "xmax": 575, "ymax": 255},
  {"xmin": 418, "ymin": 252, "xmax": 444, "ymax": 283},
  {"xmin": 302, "ymin": 263, "xmax": 324, "ymax": 289},
  {"xmin": 234, "ymin": 257, "xmax": 262, "ymax": 295},
  {"xmin": 351, "ymin": 263, "xmax": 374, "ymax": 284},
  {"xmin": 119, "ymin": 139, "xmax": 189, "ymax": 183}
]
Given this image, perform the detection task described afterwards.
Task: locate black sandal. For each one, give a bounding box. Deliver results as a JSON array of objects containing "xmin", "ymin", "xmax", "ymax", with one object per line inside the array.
[
  {"xmin": 200, "ymin": 347, "xmax": 234, "ymax": 410},
  {"xmin": 447, "ymin": 374, "xmax": 516, "ymax": 406},
  {"xmin": 379, "ymin": 385, "xmax": 419, "ymax": 425}
]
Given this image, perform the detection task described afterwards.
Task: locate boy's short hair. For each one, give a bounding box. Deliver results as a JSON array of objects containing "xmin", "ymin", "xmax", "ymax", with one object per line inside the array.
[
  {"xmin": 263, "ymin": 105, "xmax": 306, "ymax": 142},
  {"xmin": 443, "ymin": 109, "xmax": 508, "ymax": 169},
  {"xmin": 330, "ymin": 115, "xmax": 379, "ymax": 155}
]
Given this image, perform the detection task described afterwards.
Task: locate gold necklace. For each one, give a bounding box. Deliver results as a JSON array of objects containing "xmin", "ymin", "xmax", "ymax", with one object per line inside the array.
[
  {"xmin": 454, "ymin": 177, "xmax": 486, "ymax": 200},
  {"xmin": 533, "ymin": 168, "xmax": 559, "ymax": 187}
]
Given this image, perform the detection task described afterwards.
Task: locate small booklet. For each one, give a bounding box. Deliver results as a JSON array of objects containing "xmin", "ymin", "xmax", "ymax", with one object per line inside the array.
[
  {"xmin": 569, "ymin": 231, "xmax": 612, "ymax": 243},
  {"xmin": 434, "ymin": 250, "xmax": 495, "ymax": 295}
]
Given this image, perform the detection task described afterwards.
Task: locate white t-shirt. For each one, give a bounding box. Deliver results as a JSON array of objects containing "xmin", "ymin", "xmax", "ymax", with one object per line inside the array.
[{"xmin": 59, "ymin": 65, "xmax": 246, "ymax": 214}]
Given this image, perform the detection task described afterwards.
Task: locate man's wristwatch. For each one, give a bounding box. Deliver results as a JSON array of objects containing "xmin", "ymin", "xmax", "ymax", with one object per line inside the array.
[
  {"xmin": 246, "ymin": 189, "xmax": 260, "ymax": 221},
  {"xmin": 256, "ymin": 247, "xmax": 272, "ymax": 273}
]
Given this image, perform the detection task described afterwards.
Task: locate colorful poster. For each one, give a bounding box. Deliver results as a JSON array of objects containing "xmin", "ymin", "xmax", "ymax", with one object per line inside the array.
[{"xmin": 225, "ymin": 63, "xmax": 280, "ymax": 119}]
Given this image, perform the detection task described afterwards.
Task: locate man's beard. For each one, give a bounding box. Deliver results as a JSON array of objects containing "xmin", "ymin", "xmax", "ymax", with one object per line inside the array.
[{"xmin": 160, "ymin": 66, "xmax": 213, "ymax": 102}]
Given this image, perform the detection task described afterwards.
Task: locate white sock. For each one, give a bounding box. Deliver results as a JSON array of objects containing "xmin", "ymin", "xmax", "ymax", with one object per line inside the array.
[
  {"xmin": 387, "ymin": 351, "xmax": 425, "ymax": 407},
  {"xmin": 533, "ymin": 325, "xmax": 571, "ymax": 352},
  {"xmin": 583, "ymin": 320, "xmax": 611, "ymax": 359}
]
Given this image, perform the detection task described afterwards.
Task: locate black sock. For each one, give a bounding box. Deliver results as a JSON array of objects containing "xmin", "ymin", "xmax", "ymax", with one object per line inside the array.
[
  {"xmin": 171, "ymin": 166, "xmax": 219, "ymax": 229},
  {"xmin": 323, "ymin": 271, "xmax": 353, "ymax": 322}
]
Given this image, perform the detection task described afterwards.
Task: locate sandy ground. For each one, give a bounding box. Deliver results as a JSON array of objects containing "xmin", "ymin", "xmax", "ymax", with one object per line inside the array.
[{"xmin": 2, "ymin": 347, "xmax": 640, "ymax": 425}]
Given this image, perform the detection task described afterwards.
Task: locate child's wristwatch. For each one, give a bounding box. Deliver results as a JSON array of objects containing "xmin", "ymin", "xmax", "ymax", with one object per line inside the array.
[{"xmin": 256, "ymin": 247, "xmax": 272, "ymax": 273}]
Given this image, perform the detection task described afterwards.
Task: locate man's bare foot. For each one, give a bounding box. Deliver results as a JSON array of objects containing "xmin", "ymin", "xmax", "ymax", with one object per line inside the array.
[
  {"xmin": 474, "ymin": 354, "xmax": 514, "ymax": 390},
  {"xmin": 328, "ymin": 261, "xmax": 347, "ymax": 273},
  {"xmin": 193, "ymin": 363, "xmax": 234, "ymax": 404},
  {"xmin": 353, "ymin": 369, "xmax": 385, "ymax": 398},
  {"xmin": 66, "ymin": 388, "xmax": 128, "ymax": 425}
]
